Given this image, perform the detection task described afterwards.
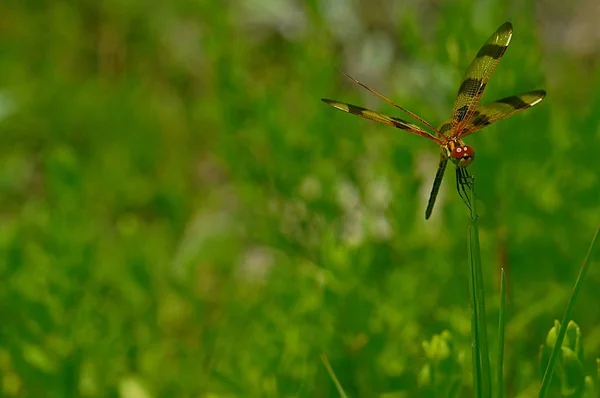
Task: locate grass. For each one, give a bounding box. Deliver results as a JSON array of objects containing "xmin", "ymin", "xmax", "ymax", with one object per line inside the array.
[
  {"xmin": 323, "ymin": 179, "xmax": 598, "ymax": 397},
  {"xmin": 497, "ymin": 268, "xmax": 506, "ymax": 398},
  {"xmin": 321, "ymin": 354, "xmax": 348, "ymax": 398},
  {"xmin": 468, "ymin": 177, "xmax": 492, "ymax": 397},
  {"xmin": 539, "ymin": 226, "xmax": 600, "ymax": 397},
  {"xmin": 466, "ymin": 173, "xmax": 599, "ymax": 397}
]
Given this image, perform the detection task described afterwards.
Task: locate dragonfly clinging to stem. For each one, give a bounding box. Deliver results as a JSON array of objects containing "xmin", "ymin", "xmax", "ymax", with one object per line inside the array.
[{"xmin": 322, "ymin": 22, "xmax": 546, "ymax": 219}]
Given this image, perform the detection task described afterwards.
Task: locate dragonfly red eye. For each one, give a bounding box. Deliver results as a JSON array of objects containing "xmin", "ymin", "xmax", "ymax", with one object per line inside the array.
[{"xmin": 451, "ymin": 145, "xmax": 474, "ymax": 159}]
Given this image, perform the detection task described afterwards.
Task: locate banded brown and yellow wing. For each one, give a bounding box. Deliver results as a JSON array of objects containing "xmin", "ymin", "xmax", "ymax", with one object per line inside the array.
[
  {"xmin": 459, "ymin": 90, "xmax": 546, "ymax": 138},
  {"xmin": 335, "ymin": 70, "xmax": 442, "ymax": 137},
  {"xmin": 451, "ymin": 22, "xmax": 513, "ymax": 137},
  {"xmin": 321, "ymin": 99, "xmax": 442, "ymax": 144}
]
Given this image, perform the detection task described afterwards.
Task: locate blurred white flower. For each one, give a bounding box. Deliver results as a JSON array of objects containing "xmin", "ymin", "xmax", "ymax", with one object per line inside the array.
[
  {"xmin": 336, "ymin": 179, "xmax": 361, "ymax": 211},
  {"xmin": 237, "ymin": 246, "xmax": 275, "ymax": 284},
  {"xmin": 370, "ymin": 214, "xmax": 393, "ymax": 241},
  {"xmin": 299, "ymin": 175, "xmax": 322, "ymax": 201},
  {"xmin": 367, "ymin": 178, "xmax": 392, "ymax": 210}
]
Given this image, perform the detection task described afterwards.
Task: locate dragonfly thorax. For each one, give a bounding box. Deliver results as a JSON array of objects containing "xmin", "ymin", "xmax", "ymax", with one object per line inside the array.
[{"xmin": 446, "ymin": 141, "xmax": 475, "ymax": 168}]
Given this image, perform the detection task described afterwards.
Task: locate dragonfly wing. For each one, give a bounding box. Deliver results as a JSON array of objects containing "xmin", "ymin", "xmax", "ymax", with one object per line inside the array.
[
  {"xmin": 322, "ymin": 99, "xmax": 442, "ymax": 143},
  {"xmin": 459, "ymin": 90, "xmax": 546, "ymax": 138},
  {"xmin": 336, "ymin": 70, "xmax": 442, "ymax": 137},
  {"xmin": 451, "ymin": 22, "xmax": 513, "ymax": 137},
  {"xmin": 425, "ymin": 154, "xmax": 448, "ymax": 219}
]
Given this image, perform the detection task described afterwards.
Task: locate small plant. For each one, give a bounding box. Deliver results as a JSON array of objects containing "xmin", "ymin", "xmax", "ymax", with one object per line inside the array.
[
  {"xmin": 539, "ymin": 320, "xmax": 597, "ymax": 397},
  {"xmin": 419, "ymin": 330, "xmax": 464, "ymax": 397},
  {"xmin": 462, "ymin": 181, "xmax": 598, "ymax": 398},
  {"xmin": 322, "ymin": 175, "xmax": 598, "ymax": 397},
  {"xmin": 539, "ymin": 227, "xmax": 600, "ymax": 397}
]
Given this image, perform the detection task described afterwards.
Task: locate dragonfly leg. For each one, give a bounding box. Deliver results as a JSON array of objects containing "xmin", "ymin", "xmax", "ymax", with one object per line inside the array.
[
  {"xmin": 456, "ymin": 167, "xmax": 472, "ymax": 211},
  {"xmin": 460, "ymin": 167, "xmax": 473, "ymax": 188}
]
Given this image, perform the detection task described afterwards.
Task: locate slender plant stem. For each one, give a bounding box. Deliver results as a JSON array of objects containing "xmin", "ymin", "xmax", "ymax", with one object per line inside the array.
[
  {"xmin": 468, "ymin": 177, "xmax": 492, "ymax": 397},
  {"xmin": 320, "ymin": 354, "xmax": 348, "ymax": 398},
  {"xmin": 468, "ymin": 229, "xmax": 482, "ymax": 397},
  {"xmin": 539, "ymin": 225, "xmax": 600, "ymax": 398},
  {"xmin": 497, "ymin": 268, "xmax": 506, "ymax": 398}
]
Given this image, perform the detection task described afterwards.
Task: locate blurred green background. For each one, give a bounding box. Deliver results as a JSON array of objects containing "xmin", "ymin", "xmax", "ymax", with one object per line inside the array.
[{"xmin": 1, "ymin": 0, "xmax": 599, "ymax": 396}]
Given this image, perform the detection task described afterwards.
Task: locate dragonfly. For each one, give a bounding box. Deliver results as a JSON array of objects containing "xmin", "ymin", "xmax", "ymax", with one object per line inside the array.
[{"xmin": 322, "ymin": 22, "xmax": 546, "ymax": 219}]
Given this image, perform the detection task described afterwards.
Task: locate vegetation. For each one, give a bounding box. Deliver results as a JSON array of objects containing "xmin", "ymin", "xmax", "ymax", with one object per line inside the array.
[{"xmin": 0, "ymin": 1, "xmax": 598, "ymax": 396}]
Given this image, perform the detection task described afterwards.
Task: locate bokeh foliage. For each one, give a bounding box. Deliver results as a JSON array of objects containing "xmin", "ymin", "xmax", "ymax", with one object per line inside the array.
[{"xmin": 0, "ymin": 0, "xmax": 598, "ymax": 396}]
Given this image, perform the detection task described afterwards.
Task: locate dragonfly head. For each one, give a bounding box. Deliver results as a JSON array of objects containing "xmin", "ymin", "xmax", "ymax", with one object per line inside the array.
[{"xmin": 450, "ymin": 144, "xmax": 475, "ymax": 167}]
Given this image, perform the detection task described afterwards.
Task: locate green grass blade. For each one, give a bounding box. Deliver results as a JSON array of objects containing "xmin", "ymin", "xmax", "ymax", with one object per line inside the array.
[
  {"xmin": 497, "ymin": 268, "xmax": 506, "ymax": 398},
  {"xmin": 468, "ymin": 176, "xmax": 492, "ymax": 398},
  {"xmin": 469, "ymin": 228, "xmax": 482, "ymax": 397},
  {"xmin": 538, "ymin": 225, "xmax": 600, "ymax": 398},
  {"xmin": 321, "ymin": 354, "xmax": 348, "ymax": 398}
]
